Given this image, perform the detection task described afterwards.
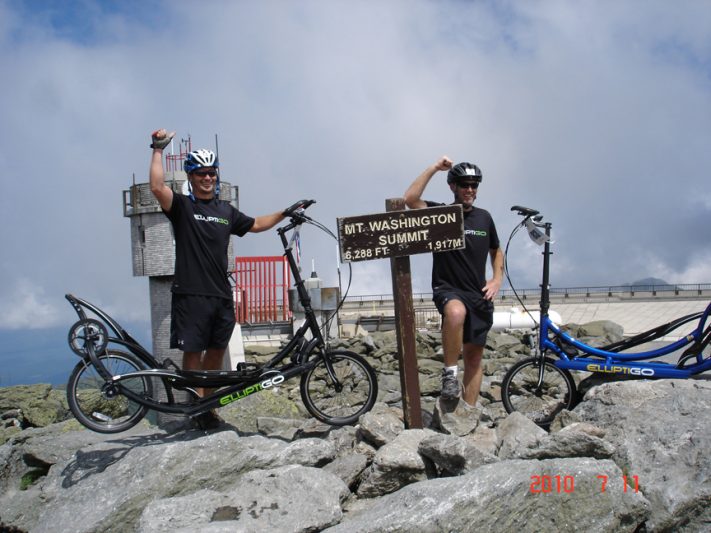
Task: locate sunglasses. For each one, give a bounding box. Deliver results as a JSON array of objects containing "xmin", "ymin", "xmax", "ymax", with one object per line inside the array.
[
  {"xmin": 457, "ymin": 182, "xmax": 479, "ymax": 190},
  {"xmin": 193, "ymin": 169, "xmax": 217, "ymax": 177}
]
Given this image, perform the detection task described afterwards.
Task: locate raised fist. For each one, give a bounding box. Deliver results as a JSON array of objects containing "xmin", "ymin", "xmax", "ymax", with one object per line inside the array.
[{"xmin": 150, "ymin": 129, "xmax": 175, "ymax": 150}]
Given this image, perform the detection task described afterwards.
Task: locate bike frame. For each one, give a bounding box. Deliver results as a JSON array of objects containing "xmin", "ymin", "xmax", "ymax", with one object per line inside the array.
[
  {"xmin": 526, "ymin": 214, "xmax": 711, "ymax": 380},
  {"xmin": 66, "ymin": 208, "xmax": 341, "ymax": 418}
]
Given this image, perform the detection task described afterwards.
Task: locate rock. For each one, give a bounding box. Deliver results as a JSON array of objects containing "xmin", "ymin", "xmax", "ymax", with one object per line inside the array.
[
  {"xmin": 562, "ymin": 320, "xmax": 624, "ymax": 344},
  {"xmin": 356, "ymin": 403, "xmax": 404, "ymax": 447},
  {"xmin": 219, "ymin": 387, "xmax": 305, "ymax": 433},
  {"xmin": 256, "ymin": 416, "xmax": 301, "ymax": 440},
  {"xmin": 0, "ymin": 384, "xmax": 71, "ymax": 437},
  {"xmin": 137, "ymin": 465, "xmax": 349, "ymax": 533},
  {"xmin": 575, "ymin": 379, "xmax": 711, "ymax": 531},
  {"xmin": 328, "ymin": 458, "xmax": 650, "ymax": 532},
  {"xmin": 323, "ymin": 453, "xmax": 369, "ymax": 490},
  {"xmin": 5, "ymin": 319, "xmax": 710, "ymax": 532},
  {"xmin": 4, "ymin": 431, "xmax": 336, "ymax": 532},
  {"xmin": 418, "ymin": 432, "xmax": 498, "ymax": 475},
  {"xmin": 431, "ymin": 397, "xmax": 481, "ymax": 436},
  {"xmin": 496, "ymin": 411, "xmax": 547, "ymax": 459},
  {"xmin": 518, "ymin": 427, "xmax": 615, "ymax": 460},
  {"xmin": 357, "ymin": 429, "xmax": 438, "ymax": 497}
]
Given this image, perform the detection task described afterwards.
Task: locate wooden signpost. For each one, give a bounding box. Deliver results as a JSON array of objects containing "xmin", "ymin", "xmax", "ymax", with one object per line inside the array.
[{"xmin": 337, "ymin": 201, "xmax": 464, "ymax": 429}]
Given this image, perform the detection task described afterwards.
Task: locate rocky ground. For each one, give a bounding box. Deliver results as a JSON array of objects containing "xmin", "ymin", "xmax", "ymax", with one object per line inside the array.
[{"xmin": 1, "ymin": 321, "xmax": 711, "ymax": 532}]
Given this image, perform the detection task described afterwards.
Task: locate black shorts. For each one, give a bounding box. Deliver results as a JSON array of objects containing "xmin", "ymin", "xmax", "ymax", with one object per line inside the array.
[
  {"xmin": 170, "ymin": 293, "xmax": 236, "ymax": 352},
  {"xmin": 433, "ymin": 290, "xmax": 494, "ymax": 346}
]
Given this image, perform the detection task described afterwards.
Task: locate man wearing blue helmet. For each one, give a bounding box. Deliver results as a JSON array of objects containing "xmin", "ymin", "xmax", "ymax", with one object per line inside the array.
[
  {"xmin": 404, "ymin": 156, "xmax": 503, "ymax": 409},
  {"xmin": 149, "ymin": 129, "xmax": 289, "ymax": 429}
]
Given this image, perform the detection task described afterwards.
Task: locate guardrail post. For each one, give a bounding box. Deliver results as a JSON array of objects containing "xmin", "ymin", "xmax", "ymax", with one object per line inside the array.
[{"xmin": 386, "ymin": 198, "xmax": 423, "ymax": 429}]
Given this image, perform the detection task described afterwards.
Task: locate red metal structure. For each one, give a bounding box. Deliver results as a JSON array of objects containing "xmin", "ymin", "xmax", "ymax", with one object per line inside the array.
[
  {"xmin": 165, "ymin": 137, "xmax": 193, "ymax": 172},
  {"xmin": 235, "ymin": 256, "xmax": 291, "ymax": 323}
]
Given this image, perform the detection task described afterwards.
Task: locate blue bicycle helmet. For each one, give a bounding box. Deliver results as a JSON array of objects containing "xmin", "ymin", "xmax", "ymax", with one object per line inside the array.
[
  {"xmin": 447, "ymin": 162, "xmax": 482, "ymax": 185},
  {"xmin": 184, "ymin": 149, "xmax": 220, "ymax": 200}
]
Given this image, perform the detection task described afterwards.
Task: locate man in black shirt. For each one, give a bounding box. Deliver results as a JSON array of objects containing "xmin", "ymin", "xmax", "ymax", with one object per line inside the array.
[
  {"xmin": 150, "ymin": 129, "xmax": 287, "ymax": 428},
  {"xmin": 404, "ymin": 156, "xmax": 503, "ymax": 407}
]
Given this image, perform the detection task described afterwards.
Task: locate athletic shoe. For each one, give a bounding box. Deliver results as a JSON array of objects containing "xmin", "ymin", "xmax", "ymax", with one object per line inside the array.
[
  {"xmin": 440, "ymin": 368, "xmax": 461, "ymax": 400},
  {"xmin": 193, "ymin": 410, "xmax": 224, "ymax": 430}
]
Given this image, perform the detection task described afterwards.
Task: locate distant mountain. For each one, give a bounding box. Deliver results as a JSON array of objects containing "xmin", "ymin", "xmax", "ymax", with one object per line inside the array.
[
  {"xmin": 629, "ymin": 277, "xmax": 669, "ymax": 286},
  {"xmin": 624, "ymin": 277, "xmax": 675, "ymax": 291}
]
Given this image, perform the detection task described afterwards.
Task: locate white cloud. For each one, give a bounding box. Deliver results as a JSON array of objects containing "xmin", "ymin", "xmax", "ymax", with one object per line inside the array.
[
  {"xmin": 0, "ymin": 279, "xmax": 61, "ymax": 330},
  {"xmin": 0, "ymin": 0, "xmax": 709, "ymax": 333}
]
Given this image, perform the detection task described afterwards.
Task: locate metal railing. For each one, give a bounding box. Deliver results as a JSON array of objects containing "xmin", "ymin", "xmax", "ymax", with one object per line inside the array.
[{"xmin": 343, "ymin": 283, "xmax": 711, "ymax": 305}]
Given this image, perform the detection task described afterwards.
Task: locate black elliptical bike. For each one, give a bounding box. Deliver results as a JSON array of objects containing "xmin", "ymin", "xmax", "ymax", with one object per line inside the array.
[{"xmin": 65, "ymin": 200, "xmax": 378, "ymax": 433}]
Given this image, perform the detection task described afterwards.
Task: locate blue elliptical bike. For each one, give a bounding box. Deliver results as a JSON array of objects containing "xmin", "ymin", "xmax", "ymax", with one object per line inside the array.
[{"xmin": 501, "ymin": 206, "xmax": 711, "ymax": 426}]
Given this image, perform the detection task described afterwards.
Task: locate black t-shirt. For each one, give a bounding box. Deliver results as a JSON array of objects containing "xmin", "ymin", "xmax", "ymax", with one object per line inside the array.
[
  {"xmin": 426, "ymin": 201, "xmax": 500, "ymax": 298},
  {"xmin": 164, "ymin": 193, "xmax": 255, "ymax": 299}
]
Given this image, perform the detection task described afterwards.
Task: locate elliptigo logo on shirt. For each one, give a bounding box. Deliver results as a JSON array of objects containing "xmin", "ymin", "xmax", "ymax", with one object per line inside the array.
[
  {"xmin": 465, "ymin": 229, "xmax": 487, "ymax": 237},
  {"xmin": 194, "ymin": 214, "xmax": 229, "ymax": 225}
]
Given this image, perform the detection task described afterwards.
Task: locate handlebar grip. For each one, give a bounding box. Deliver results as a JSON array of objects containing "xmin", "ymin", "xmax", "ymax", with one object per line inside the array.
[
  {"xmin": 283, "ymin": 199, "xmax": 316, "ymax": 217},
  {"xmin": 511, "ymin": 205, "xmax": 540, "ymax": 217}
]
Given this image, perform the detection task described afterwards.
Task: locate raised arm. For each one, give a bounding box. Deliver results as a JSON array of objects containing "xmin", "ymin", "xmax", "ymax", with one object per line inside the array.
[
  {"xmin": 149, "ymin": 129, "xmax": 176, "ymax": 212},
  {"xmin": 403, "ymin": 155, "xmax": 453, "ymax": 209}
]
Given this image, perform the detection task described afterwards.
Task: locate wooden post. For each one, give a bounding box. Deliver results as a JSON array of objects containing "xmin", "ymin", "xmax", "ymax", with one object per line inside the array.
[{"xmin": 386, "ymin": 198, "xmax": 423, "ymax": 429}]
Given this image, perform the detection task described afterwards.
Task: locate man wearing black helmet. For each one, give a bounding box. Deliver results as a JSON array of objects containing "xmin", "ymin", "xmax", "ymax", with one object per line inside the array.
[
  {"xmin": 404, "ymin": 156, "xmax": 503, "ymax": 408},
  {"xmin": 149, "ymin": 129, "xmax": 288, "ymax": 429}
]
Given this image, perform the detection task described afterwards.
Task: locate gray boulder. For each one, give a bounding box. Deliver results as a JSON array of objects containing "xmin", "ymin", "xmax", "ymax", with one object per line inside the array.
[
  {"xmin": 575, "ymin": 379, "xmax": 711, "ymax": 531},
  {"xmin": 137, "ymin": 465, "xmax": 349, "ymax": 533},
  {"xmin": 6, "ymin": 431, "xmax": 335, "ymax": 532},
  {"xmin": 328, "ymin": 458, "xmax": 649, "ymax": 532},
  {"xmin": 357, "ymin": 429, "xmax": 438, "ymax": 497}
]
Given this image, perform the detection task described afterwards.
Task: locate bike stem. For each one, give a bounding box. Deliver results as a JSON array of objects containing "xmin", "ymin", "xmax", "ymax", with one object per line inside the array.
[
  {"xmin": 536, "ymin": 221, "xmax": 553, "ymax": 383},
  {"xmin": 277, "ymin": 222, "xmax": 326, "ymax": 346},
  {"xmin": 539, "ymin": 221, "xmax": 553, "ymax": 319}
]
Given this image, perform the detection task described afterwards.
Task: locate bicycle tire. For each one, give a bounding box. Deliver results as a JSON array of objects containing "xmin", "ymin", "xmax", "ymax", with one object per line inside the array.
[
  {"xmin": 501, "ymin": 356, "xmax": 577, "ymax": 427},
  {"xmin": 67, "ymin": 350, "xmax": 152, "ymax": 433},
  {"xmin": 300, "ymin": 350, "xmax": 378, "ymax": 426}
]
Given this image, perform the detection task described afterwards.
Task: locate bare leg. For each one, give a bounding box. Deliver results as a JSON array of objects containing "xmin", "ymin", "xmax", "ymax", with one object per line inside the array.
[
  {"xmin": 462, "ymin": 344, "xmax": 484, "ymax": 406},
  {"xmin": 441, "ymin": 300, "xmax": 466, "ymax": 367},
  {"xmin": 182, "ymin": 348, "xmax": 226, "ymax": 397}
]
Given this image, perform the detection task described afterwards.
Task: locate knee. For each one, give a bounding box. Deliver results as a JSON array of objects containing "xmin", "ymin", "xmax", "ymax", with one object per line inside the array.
[
  {"xmin": 463, "ymin": 345, "xmax": 484, "ymax": 364},
  {"xmin": 443, "ymin": 301, "xmax": 467, "ymax": 325}
]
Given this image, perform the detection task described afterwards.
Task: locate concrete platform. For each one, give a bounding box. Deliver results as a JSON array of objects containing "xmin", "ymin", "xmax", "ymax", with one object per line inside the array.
[{"xmin": 547, "ymin": 300, "xmax": 709, "ymax": 337}]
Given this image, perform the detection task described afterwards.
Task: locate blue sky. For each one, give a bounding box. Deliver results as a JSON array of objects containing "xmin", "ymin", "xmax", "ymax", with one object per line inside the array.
[{"xmin": 0, "ymin": 1, "xmax": 710, "ymax": 379}]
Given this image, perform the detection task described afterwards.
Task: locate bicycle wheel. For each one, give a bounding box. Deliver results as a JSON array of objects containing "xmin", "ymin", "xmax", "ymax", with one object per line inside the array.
[
  {"xmin": 501, "ymin": 356, "xmax": 577, "ymax": 427},
  {"xmin": 67, "ymin": 350, "xmax": 152, "ymax": 433},
  {"xmin": 300, "ymin": 350, "xmax": 378, "ymax": 426}
]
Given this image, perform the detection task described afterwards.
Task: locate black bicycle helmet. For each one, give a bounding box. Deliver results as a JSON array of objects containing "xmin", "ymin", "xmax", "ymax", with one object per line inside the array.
[{"xmin": 447, "ymin": 162, "xmax": 483, "ymax": 185}]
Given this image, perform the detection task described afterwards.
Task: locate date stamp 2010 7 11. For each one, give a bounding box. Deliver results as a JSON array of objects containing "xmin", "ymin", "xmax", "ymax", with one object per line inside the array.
[{"xmin": 530, "ymin": 474, "xmax": 640, "ymax": 494}]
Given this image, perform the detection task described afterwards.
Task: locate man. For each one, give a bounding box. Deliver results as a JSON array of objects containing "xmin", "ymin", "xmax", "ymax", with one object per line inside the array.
[
  {"xmin": 404, "ymin": 156, "xmax": 503, "ymax": 407},
  {"xmin": 149, "ymin": 129, "xmax": 288, "ymax": 429}
]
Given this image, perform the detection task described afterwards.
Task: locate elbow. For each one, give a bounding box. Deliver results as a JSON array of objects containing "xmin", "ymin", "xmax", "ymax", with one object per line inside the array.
[
  {"xmin": 149, "ymin": 181, "xmax": 164, "ymax": 197},
  {"xmin": 403, "ymin": 194, "xmax": 420, "ymax": 209}
]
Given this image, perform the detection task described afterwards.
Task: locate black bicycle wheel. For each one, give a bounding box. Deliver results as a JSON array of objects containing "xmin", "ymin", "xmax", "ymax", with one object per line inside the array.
[
  {"xmin": 501, "ymin": 356, "xmax": 577, "ymax": 427},
  {"xmin": 67, "ymin": 350, "xmax": 152, "ymax": 433},
  {"xmin": 300, "ymin": 350, "xmax": 378, "ymax": 426}
]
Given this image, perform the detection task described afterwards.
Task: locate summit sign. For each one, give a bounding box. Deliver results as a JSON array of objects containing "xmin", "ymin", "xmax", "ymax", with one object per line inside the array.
[{"xmin": 337, "ymin": 205, "xmax": 464, "ymax": 263}]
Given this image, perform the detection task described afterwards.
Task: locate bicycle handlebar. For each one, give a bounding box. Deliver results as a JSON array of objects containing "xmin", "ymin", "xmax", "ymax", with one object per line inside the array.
[
  {"xmin": 283, "ymin": 199, "xmax": 316, "ymax": 218},
  {"xmin": 511, "ymin": 205, "xmax": 539, "ymax": 217}
]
